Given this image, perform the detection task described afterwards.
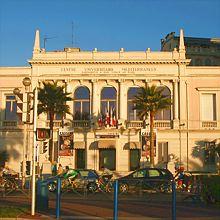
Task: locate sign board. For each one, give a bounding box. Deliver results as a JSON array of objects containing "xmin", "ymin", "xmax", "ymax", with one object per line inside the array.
[
  {"xmin": 58, "ymin": 128, "xmax": 74, "ymax": 156},
  {"xmin": 141, "ymin": 128, "xmax": 150, "ymax": 137}
]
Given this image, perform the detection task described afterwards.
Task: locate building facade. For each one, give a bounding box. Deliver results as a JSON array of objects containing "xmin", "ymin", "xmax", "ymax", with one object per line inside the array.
[
  {"xmin": 0, "ymin": 29, "xmax": 220, "ymax": 175},
  {"xmin": 161, "ymin": 32, "xmax": 220, "ymax": 66}
]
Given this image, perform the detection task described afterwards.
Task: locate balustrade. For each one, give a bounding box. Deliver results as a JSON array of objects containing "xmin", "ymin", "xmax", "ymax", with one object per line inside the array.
[
  {"xmin": 126, "ymin": 120, "xmax": 171, "ymax": 129},
  {"xmin": 202, "ymin": 121, "xmax": 217, "ymax": 128}
]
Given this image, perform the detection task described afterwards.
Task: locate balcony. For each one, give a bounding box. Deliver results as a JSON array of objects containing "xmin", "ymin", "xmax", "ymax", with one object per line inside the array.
[
  {"xmin": 0, "ymin": 120, "xmax": 23, "ymax": 130},
  {"xmin": 202, "ymin": 121, "xmax": 217, "ymax": 128},
  {"xmin": 46, "ymin": 120, "xmax": 91, "ymax": 128},
  {"xmin": 154, "ymin": 121, "xmax": 171, "ymax": 128},
  {"xmin": 72, "ymin": 120, "xmax": 91, "ymax": 128},
  {"xmin": 126, "ymin": 120, "xmax": 172, "ymax": 129},
  {"xmin": 2, "ymin": 121, "xmax": 18, "ymax": 127}
]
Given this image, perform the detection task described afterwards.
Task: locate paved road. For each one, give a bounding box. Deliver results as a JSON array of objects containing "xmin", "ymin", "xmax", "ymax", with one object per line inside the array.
[{"xmin": 1, "ymin": 192, "xmax": 220, "ymax": 219}]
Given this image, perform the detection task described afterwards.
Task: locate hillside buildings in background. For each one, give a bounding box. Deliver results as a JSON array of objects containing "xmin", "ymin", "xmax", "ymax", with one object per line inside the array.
[{"xmin": 161, "ymin": 32, "xmax": 220, "ymax": 66}]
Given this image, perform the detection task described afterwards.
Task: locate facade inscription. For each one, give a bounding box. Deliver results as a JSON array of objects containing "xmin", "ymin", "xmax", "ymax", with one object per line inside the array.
[{"xmin": 61, "ymin": 67, "xmax": 157, "ymax": 73}]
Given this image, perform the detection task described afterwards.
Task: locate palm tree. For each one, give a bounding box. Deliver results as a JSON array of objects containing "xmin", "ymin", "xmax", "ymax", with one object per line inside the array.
[
  {"xmin": 38, "ymin": 81, "xmax": 73, "ymax": 162},
  {"xmin": 133, "ymin": 84, "xmax": 172, "ymax": 167}
]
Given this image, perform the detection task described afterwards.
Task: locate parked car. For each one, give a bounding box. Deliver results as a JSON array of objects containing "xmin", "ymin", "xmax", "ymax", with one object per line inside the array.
[
  {"xmin": 117, "ymin": 168, "xmax": 173, "ymax": 193},
  {"xmin": 47, "ymin": 169, "xmax": 99, "ymax": 192}
]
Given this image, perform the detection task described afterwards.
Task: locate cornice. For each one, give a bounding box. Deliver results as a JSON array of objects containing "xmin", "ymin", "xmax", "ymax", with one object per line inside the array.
[
  {"xmin": 28, "ymin": 60, "xmax": 189, "ymax": 65},
  {"xmin": 196, "ymin": 87, "xmax": 220, "ymax": 91}
]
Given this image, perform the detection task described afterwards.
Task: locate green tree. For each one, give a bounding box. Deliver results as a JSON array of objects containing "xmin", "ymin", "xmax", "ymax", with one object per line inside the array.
[
  {"xmin": 133, "ymin": 84, "xmax": 172, "ymax": 167},
  {"xmin": 38, "ymin": 81, "xmax": 73, "ymax": 162}
]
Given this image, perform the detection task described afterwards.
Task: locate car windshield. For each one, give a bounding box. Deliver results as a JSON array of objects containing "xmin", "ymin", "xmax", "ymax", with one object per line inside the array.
[{"xmin": 79, "ymin": 170, "xmax": 98, "ymax": 178}]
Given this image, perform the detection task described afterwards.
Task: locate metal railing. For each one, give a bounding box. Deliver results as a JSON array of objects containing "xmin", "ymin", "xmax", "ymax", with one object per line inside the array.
[{"xmin": 0, "ymin": 175, "xmax": 31, "ymax": 197}]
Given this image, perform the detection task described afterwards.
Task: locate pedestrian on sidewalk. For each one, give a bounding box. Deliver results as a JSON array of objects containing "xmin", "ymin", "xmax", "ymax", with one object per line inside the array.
[{"xmin": 57, "ymin": 163, "xmax": 64, "ymax": 175}]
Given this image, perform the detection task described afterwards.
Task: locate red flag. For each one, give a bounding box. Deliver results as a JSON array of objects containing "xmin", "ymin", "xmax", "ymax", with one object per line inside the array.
[
  {"xmin": 105, "ymin": 108, "xmax": 110, "ymax": 126},
  {"xmin": 110, "ymin": 107, "xmax": 114, "ymax": 126}
]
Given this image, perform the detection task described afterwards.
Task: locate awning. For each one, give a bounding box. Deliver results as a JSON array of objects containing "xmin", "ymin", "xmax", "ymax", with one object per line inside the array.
[
  {"xmin": 98, "ymin": 140, "xmax": 116, "ymax": 148},
  {"xmin": 74, "ymin": 141, "xmax": 85, "ymax": 149},
  {"xmin": 124, "ymin": 142, "xmax": 141, "ymax": 150}
]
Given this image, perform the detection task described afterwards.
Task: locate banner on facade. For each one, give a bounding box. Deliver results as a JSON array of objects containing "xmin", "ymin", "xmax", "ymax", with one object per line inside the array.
[
  {"xmin": 141, "ymin": 129, "xmax": 157, "ymax": 158},
  {"xmin": 58, "ymin": 128, "xmax": 74, "ymax": 156}
]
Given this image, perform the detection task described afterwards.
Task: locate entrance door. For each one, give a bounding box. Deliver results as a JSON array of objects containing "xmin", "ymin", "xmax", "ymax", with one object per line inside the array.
[
  {"xmin": 158, "ymin": 142, "xmax": 168, "ymax": 163},
  {"xmin": 130, "ymin": 149, "xmax": 140, "ymax": 171},
  {"xmin": 99, "ymin": 149, "xmax": 116, "ymax": 170},
  {"xmin": 75, "ymin": 149, "xmax": 85, "ymax": 169}
]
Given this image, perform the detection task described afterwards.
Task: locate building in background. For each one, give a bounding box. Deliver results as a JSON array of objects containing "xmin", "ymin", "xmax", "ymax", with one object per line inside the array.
[
  {"xmin": 0, "ymin": 29, "xmax": 220, "ymax": 176},
  {"xmin": 161, "ymin": 32, "xmax": 220, "ymax": 66}
]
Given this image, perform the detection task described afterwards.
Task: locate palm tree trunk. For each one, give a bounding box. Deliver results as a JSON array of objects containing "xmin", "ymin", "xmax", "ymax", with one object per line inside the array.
[
  {"xmin": 49, "ymin": 112, "xmax": 54, "ymax": 162},
  {"xmin": 150, "ymin": 111, "xmax": 155, "ymax": 167}
]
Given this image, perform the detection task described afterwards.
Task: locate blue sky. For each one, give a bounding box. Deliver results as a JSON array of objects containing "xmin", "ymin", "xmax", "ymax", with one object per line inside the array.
[{"xmin": 0, "ymin": 0, "xmax": 219, "ymax": 66}]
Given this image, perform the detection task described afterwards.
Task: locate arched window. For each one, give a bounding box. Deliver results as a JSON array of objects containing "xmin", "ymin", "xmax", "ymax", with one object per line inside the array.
[
  {"xmin": 100, "ymin": 87, "xmax": 117, "ymax": 118},
  {"xmin": 205, "ymin": 58, "xmax": 211, "ymax": 66},
  {"xmin": 73, "ymin": 86, "xmax": 90, "ymax": 120},
  {"xmin": 127, "ymin": 87, "xmax": 141, "ymax": 121},
  {"xmin": 195, "ymin": 58, "xmax": 202, "ymax": 66},
  {"xmin": 155, "ymin": 86, "xmax": 171, "ymax": 120}
]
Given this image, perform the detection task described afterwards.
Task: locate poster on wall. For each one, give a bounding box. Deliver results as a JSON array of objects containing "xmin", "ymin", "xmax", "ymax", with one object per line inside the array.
[{"xmin": 58, "ymin": 128, "xmax": 74, "ymax": 156}]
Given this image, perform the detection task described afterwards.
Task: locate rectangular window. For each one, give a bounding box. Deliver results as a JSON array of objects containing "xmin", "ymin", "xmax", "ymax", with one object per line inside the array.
[
  {"xmin": 5, "ymin": 95, "xmax": 17, "ymax": 121},
  {"xmin": 201, "ymin": 94, "xmax": 216, "ymax": 121}
]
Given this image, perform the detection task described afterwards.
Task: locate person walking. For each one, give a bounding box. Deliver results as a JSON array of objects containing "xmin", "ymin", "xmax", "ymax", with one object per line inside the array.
[
  {"xmin": 51, "ymin": 162, "xmax": 57, "ymax": 176},
  {"xmin": 57, "ymin": 163, "xmax": 64, "ymax": 175}
]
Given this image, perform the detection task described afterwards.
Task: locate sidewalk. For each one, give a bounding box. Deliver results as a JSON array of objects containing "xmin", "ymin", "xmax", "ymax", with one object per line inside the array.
[{"xmin": 1, "ymin": 196, "xmax": 220, "ymax": 220}]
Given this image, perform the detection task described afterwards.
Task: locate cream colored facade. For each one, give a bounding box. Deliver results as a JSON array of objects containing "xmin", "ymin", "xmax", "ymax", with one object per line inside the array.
[{"xmin": 0, "ymin": 29, "xmax": 220, "ymax": 175}]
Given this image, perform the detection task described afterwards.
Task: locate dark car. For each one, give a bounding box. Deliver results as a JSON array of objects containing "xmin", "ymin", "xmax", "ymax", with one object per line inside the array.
[
  {"xmin": 118, "ymin": 168, "xmax": 173, "ymax": 193},
  {"xmin": 47, "ymin": 169, "xmax": 99, "ymax": 192}
]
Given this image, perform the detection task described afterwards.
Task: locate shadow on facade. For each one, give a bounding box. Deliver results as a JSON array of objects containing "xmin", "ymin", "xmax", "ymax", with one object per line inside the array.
[
  {"xmin": 191, "ymin": 140, "xmax": 217, "ymax": 172},
  {"xmin": 0, "ymin": 129, "xmax": 23, "ymax": 167}
]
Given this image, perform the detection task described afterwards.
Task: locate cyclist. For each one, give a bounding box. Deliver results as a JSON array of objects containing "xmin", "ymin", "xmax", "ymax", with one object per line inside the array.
[{"xmin": 63, "ymin": 168, "xmax": 80, "ymax": 181}]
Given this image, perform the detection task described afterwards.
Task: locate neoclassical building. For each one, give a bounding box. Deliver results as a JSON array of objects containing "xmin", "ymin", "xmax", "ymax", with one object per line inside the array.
[{"xmin": 0, "ymin": 29, "xmax": 220, "ymax": 175}]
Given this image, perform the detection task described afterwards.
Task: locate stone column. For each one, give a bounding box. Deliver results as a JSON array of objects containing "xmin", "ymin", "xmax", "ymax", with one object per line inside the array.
[
  {"xmin": 179, "ymin": 79, "xmax": 187, "ymax": 126},
  {"xmin": 92, "ymin": 79, "xmax": 100, "ymax": 118},
  {"xmin": 65, "ymin": 80, "xmax": 73, "ymax": 122},
  {"xmin": 119, "ymin": 79, "xmax": 127, "ymax": 120},
  {"xmin": 173, "ymin": 79, "xmax": 179, "ymax": 129}
]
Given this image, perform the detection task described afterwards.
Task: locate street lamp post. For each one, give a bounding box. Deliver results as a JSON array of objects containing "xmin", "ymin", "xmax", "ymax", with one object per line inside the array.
[
  {"xmin": 31, "ymin": 87, "xmax": 38, "ymax": 216},
  {"xmin": 14, "ymin": 77, "xmax": 38, "ymax": 216}
]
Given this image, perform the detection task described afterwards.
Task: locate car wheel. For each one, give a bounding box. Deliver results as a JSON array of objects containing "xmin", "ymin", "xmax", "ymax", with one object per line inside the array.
[
  {"xmin": 87, "ymin": 182, "xmax": 97, "ymax": 193},
  {"xmin": 48, "ymin": 182, "xmax": 56, "ymax": 192},
  {"xmin": 159, "ymin": 183, "xmax": 172, "ymax": 193},
  {"xmin": 119, "ymin": 183, "xmax": 129, "ymax": 193}
]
